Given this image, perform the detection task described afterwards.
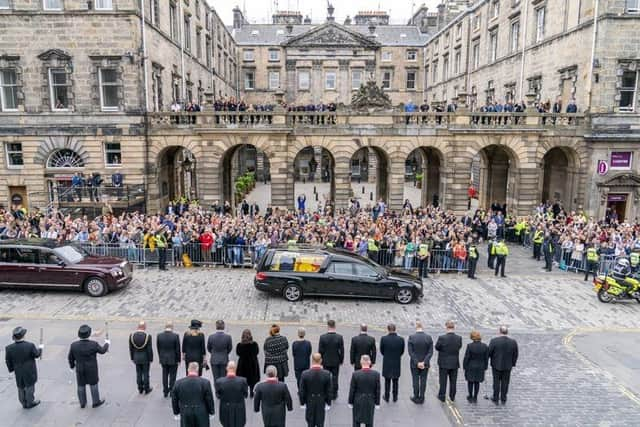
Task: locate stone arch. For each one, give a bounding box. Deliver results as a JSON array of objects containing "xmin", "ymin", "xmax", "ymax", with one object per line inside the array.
[
  {"xmin": 470, "ymin": 141, "xmax": 521, "ymax": 211},
  {"xmin": 536, "ymin": 138, "xmax": 587, "ymax": 210},
  {"xmin": 291, "ymin": 144, "xmax": 336, "ymax": 213},
  {"xmin": 403, "ymin": 146, "xmax": 446, "ymax": 208},
  {"xmin": 34, "ymin": 136, "xmax": 90, "ymax": 167}
]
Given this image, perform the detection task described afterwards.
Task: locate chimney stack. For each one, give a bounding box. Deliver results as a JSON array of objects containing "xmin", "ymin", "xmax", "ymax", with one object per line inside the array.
[
  {"xmin": 304, "ymin": 15, "xmax": 311, "ymax": 24},
  {"xmin": 232, "ymin": 6, "xmax": 245, "ymax": 29},
  {"xmin": 437, "ymin": 3, "xmax": 446, "ymax": 30}
]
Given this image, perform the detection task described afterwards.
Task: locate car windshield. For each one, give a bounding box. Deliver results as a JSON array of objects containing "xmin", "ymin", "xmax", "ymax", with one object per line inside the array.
[{"xmin": 53, "ymin": 245, "xmax": 86, "ymax": 264}]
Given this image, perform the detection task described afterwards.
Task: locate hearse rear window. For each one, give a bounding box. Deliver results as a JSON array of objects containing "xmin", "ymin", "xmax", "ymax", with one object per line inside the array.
[{"xmin": 267, "ymin": 251, "xmax": 327, "ymax": 272}]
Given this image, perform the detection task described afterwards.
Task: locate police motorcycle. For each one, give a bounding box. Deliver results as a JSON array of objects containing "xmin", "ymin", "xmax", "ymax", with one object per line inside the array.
[{"xmin": 593, "ymin": 258, "xmax": 640, "ymax": 304}]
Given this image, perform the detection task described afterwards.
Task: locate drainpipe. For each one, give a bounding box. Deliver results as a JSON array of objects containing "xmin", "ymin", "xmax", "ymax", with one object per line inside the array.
[
  {"xmin": 140, "ymin": 0, "xmax": 150, "ymax": 212},
  {"xmin": 140, "ymin": 0, "xmax": 149, "ymax": 112},
  {"xmin": 179, "ymin": 0, "xmax": 186, "ymax": 101},
  {"xmin": 587, "ymin": 0, "xmax": 600, "ymax": 110},
  {"xmin": 518, "ymin": 0, "xmax": 530, "ymax": 99}
]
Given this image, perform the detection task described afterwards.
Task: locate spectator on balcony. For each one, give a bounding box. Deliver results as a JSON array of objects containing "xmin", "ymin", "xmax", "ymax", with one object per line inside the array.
[
  {"xmin": 447, "ymin": 101, "xmax": 457, "ymax": 113},
  {"xmin": 566, "ymin": 99, "xmax": 577, "ymax": 113},
  {"xmin": 112, "ymin": 171, "xmax": 123, "ymax": 199},
  {"xmin": 404, "ymin": 100, "xmax": 416, "ymax": 124},
  {"xmin": 72, "ymin": 172, "xmax": 84, "ymax": 202},
  {"xmin": 297, "ymin": 194, "xmax": 307, "ymax": 215}
]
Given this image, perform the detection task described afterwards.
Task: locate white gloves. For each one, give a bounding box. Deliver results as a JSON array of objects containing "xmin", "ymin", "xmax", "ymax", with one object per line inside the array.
[
  {"xmin": 348, "ymin": 404, "xmax": 353, "ymax": 409},
  {"xmin": 104, "ymin": 339, "xmax": 111, "ymax": 346},
  {"xmin": 325, "ymin": 404, "xmax": 330, "ymax": 411},
  {"xmin": 300, "ymin": 405, "xmax": 306, "ymax": 410},
  {"xmin": 375, "ymin": 405, "xmax": 380, "ymax": 410},
  {"xmin": 174, "ymin": 415, "xmax": 180, "ymax": 421},
  {"xmin": 38, "ymin": 344, "xmax": 44, "ymax": 349}
]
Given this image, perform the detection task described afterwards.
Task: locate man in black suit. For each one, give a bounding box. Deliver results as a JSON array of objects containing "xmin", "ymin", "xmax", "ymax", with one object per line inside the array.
[
  {"xmin": 435, "ymin": 320, "xmax": 462, "ymax": 402},
  {"xmin": 318, "ymin": 319, "xmax": 344, "ymax": 400},
  {"xmin": 379, "ymin": 323, "xmax": 404, "ymax": 403},
  {"xmin": 68, "ymin": 324, "xmax": 109, "ymax": 408},
  {"xmin": 299, "ymin": 353, "xmax": 332, "ymax": 427},
  {"xmin": 254, "ymin": 365, "xmax": 293, "ymax": 427},
  {"xmin": 348, "ymin": 355, "xmax": 380, "ymax": 427},
  {"xmin": 215, "ymin": 361, "xmax": 248, "ymax": 427},
  {"xmin": 5, "ymin": 326, "xmax": 43, "ymax": 408},
  {"xmin": 157, "ymin": 321, "xmax": 181, "ymax": 397},
  {"xmin": 292, "ymin": 327, "xmax": 312, "ymax": 389},
  {"xmin": 207, "ymin": 320, "xmax": 233, "ymax": 385},
  {"xmin": 129, "ymin": 320, "xmax": 153, "ymax": 394},
  {"xmin": 172, "ymin": 362, "xmax": 215, "ymax": 426},
  {"xmin": 488, "ymin": 326, "xmax": 519, "ymax": 404},
  {"xmin": 350, "ymin": 324, "xmax": 376, "ymax": 371},
  {"xmin": 407, "ymin": 321, "xmax": 433, "ymax": 404}
]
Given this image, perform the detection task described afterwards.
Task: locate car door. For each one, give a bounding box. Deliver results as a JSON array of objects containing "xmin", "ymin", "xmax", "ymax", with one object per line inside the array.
[
  {"xmin": 37, "ymin": 249, "xmax": 80, "ymax": 288},
  {"xmin": 322, "ymin": 261, "xmax": 357, "ymax": 296},
  {"xmin": 353, "ymin": 263, "xmax": 397, "ymax": 299},
  {"xmin": 0, "ymin": 247, "xmax": 39, "ymax": 286}
]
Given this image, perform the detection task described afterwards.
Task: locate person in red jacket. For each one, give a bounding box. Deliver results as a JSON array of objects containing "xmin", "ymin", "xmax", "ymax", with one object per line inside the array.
[{"xmin": 199, "ymin": 229, "xmax": 214, "ymax": 263}]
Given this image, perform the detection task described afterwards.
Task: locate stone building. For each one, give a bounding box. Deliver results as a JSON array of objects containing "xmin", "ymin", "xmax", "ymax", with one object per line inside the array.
[
  {"xmin": 0, "ymin": 0, "xmax": 236, "ymax": 213},
  {"xmin": 1, "ymin": 0, "xmax": 640, "ymax": 221}
]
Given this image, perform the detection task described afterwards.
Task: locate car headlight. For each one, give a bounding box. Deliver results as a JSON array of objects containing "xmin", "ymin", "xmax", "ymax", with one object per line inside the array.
[{"xmin": 110, "ymin": 268, "xmax": 123, "ymax": 277}]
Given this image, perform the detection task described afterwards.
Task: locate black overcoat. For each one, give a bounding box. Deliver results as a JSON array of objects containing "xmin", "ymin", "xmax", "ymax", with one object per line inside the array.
[
  {"xmin": 253, "ymin": 380, "xmax": 293, "ymax": 426},
  {"xmin": 380, "ymin": 333, "xmax": 405, "ymax": 379},
  {"xmin": 172, "ymin": 375, "xmax": 216, "ymax": 427},
  {"xmin": 5, "ymin": 340, "xmax": 41, "ymax": 388},
  {"xmin": 318, "ymin": 332, "xmax": 344, "ymax": 367},
  {"xmin": 129, "ymin": 331, "xmax": 153, "ymax": 364},
  {"xmin": 350, "ymin": 334, "xmax": 376, "ymax": 369},
  {"xmin": 68, "ymin": 339, "xmax": 109, "ymax": 386},
  {"xmin": 435, "ymin": 333, "xmax": 462, "ymax": 370},
  {"xmin": 348, "ymin": 368, "xmax": 381, "ymax": 425},
  {"xmin": 463, "ymin": 341, "xmax": 489, "ymax": 383},
  {"xmin": 299, "ymin": 367, "xmax": 332, "ymax": 427},
  {"xmin": 488, "ymin": 336, "xmax": 519, "ymax": 371},
  {"xmin": 215, "ymin": 375, "xmax": 248, "ymax": 427},
  {"xmin": 236, "ymin": 342, "xmax": 260, "ymax": 388},
  {"xmin": 183, "ymin": 332, "xmax": 206, "ymax": 366},
  {"xmin": 157, "ymin": 330, "xmax": 181, "ymax": 366}
]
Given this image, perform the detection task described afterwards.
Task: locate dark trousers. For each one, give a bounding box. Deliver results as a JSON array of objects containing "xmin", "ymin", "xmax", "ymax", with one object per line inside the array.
[
  {"xmin": 135, "ymin": 363, "xmax": 151, "ymax": 392},
  {"xmin": 410, "ymin": 366, "xmax": 428, "ymax": 400},
  {"xmin": 438, "ymin": 368, "xmax": 458, "ymax": 401},
  {"xmin": 326, "ymin": 365, "xmax": 340, "ymax": 398},
  {"xmin": 383, "ymin": 377, "xmax": 399, "ymax": 400},
  {"xmin": 161, "ymin": 364, "xmax": 178, "ymax": 395},
  {"xmin": 295, "ymin": 369, "xmax": 305, "ymax": 389},
  {"xmin": 584, "ymin": 261, "xmax": 598, "ymax": 281},
  {"xmin": 544, "ymin": 252, "xmax": 553, "ymax": 271},
  {"xmin": 17, "ymin": 385, "xmax": 36, "ymax": 408},
  {"xmin": 467, "ymin": 258, "xmax": 477, "ymax": 278},
  {"xmin": 492, "ymin": 368, "xmax": 511, "ymax": 402},
  {"xmin": 418, "ymin": 257, "xmax": 429, "ymax": 278},
  {"xmin": 533, "ymin": 243, "xmax": 541, "ymax": 260},
  {"xmin": 467, "ymin": 381, "xmax": 480, "ymax": 399},
  {"xmin": 494, "ymin": 256, "xmax": 506, "ymax": 277},
  {"xmin": 487, "ymin": 254, "xmax": 495, "ymax": 269},
  {"xmin": 158, "ymin": 248, "xmax": 167, "ymax": 270},
  {"xmin": 77, "ymin": 383, "xmax": 101, "ymax": 407},
  {"xmin": 212, "ymin": 363, "xmax": 226, "ymax": 384}
]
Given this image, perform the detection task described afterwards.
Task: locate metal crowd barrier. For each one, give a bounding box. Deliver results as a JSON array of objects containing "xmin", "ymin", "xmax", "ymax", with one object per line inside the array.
[
  {"xmin": 556, "ymin": 248, "xmax": 619, "ymax": 275},
  {"xmin": 368, "ymin": 248, "xmax": 469, "ymax": 276}
]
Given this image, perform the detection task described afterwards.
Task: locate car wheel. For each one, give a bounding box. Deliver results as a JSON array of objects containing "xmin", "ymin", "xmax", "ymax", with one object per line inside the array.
[
  {"xmin": 395, "ymin": 288, "xmax": 414, "ymax": 304},
  {"xmin": 283, "ymin": 283, "xmax": 302, "ymax": 302},
  {"xmin": 85, "ymin": 277, "xmax": 107, "ymax": 297}
]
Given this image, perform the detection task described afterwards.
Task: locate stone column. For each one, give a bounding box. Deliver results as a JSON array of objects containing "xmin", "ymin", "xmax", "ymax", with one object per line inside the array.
[
  {"xmin": 196, "ymin": 147, "xmax": 220, "ymax": 207},
  {"xmin": 333, "ymin": 161, "xmax": 351, "ymax": 210},
  {"xmin": 312, "ymin": 60, "xmax": 323, "ymax": 104},
  {"xmin": 268, "ymin": 136, "xmax": 294, "ymax": 210},
  {"xmin": 368, "ymin": 148, "xmax": 377, "ymax": 184},
  {"xmin": 313, "ymin": 146, "xmax": 322, "ymax": 183},
  {"xmin": 388, "ymin": 157, "xmax": 406, "ymax": 212},
  {"xmin": 339, "ymin": 59, "xmax": 350, "ymax": 105},
  {"xmin": 446, "ymin": 140, "xmax": 474, "ymax": 215},
  {"xmin": 285, "ymin": 60, "xmax": 296, "ymax": 104}
]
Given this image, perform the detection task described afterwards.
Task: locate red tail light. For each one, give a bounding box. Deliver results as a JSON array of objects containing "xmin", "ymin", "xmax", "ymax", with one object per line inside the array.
[{"xmin": 256, "ymin": 272, "xmax": 267, "ymax": 281}]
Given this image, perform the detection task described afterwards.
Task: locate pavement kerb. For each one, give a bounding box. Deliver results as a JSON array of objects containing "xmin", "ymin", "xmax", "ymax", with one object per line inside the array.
[{"xmin": 563, "ymin": 327, "xmax": 640, "ymax": 408}]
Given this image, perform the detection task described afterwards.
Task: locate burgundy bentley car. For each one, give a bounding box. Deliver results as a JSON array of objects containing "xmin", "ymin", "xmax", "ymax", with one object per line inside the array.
[{"xmin": 0, "ymin": 239, "xmax": 133, "ymax": 297}]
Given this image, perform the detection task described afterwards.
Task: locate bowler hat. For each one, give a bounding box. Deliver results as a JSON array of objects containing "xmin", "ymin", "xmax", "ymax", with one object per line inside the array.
[
  {"xmin": 78, "ymin": 324, "xmax": 92, "ymax": 339},
  {"xmin": 12, "ymin": 326, "xmax": 26, "ymax": 340},
  {"xmin": 189, "ymin": 319, "xmax": 202, "ymax": 329}
]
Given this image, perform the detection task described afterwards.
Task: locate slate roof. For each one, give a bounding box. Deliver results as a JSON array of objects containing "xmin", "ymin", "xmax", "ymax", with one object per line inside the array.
[{"xmin": 229, "ymin": 23, "xmax": 430, "ymax": 46}]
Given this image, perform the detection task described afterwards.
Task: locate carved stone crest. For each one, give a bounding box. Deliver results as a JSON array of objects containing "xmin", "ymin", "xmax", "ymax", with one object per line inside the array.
[
  {"xmin": 350, "ymin": 80, "xmax": 392, "ymax": 111},
  {"xmin": 283, "ymin": 22, "xmax": 380, "ymax": 48}
]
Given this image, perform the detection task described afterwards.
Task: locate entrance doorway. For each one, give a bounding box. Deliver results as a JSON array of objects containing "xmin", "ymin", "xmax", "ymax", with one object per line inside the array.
[{"xmin": 606, "ymin": 194, "xmax": 627, "ymax": 222}]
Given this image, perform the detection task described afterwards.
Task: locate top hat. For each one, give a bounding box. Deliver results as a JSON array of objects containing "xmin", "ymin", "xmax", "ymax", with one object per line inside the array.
[
  {"xmin": 78, "ymin": 324, "xmax": 92, "ymax": 339},
  {"xmin": 190, "ymin": 319, "xmax": 202, "ymax": 329},
  {"xmin": 12, "ymin": 326, "xmax": 26, "ymax": 340}
]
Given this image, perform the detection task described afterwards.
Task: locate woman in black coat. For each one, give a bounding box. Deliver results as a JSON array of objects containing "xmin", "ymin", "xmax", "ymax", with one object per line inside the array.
[
  {"xmin": 263, "ymin": 324, "xmax": 289, "ymax": 382},
  {"xmin": 236, "ymin": 329, "xmax": 260, "ymax": 397},
  {"xmin": 463, "ymin": 330, "xmax": 489, "ymax": 403},
  {"xmin": 183, "ymin": 320, "xmax": 206, "ymax": 376}
]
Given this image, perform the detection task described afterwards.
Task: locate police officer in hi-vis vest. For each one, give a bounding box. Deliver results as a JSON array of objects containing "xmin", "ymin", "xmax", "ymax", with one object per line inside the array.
[
  {"xmin": 467, "ymin": 240, "xmax": 479, "ymax": 279},
  {"xmin": 584, "ymin": 244, "xmax": 600, "ymax": 281},
  {"xmin": 492, "ymin": 240, "xmax": 509, "ymax": 278}
]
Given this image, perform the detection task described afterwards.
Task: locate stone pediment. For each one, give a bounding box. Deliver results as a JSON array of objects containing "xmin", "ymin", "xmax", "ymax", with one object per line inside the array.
[
  {"xmin": 282, "ymin": 22, "xmax": 380, "ymax": 48},
  {"xmin": 598, "ymin": 173, "xmax": 640, "ymax": 187},
  {"xmin": 38, "ymin": 49, "xmax": 72, "ymax": 61}
]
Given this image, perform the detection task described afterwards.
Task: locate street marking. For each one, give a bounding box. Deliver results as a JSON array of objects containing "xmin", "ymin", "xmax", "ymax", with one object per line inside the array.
[{"xmin": 563, "ymin": 327, "xmax": 640, "ymax": 408}]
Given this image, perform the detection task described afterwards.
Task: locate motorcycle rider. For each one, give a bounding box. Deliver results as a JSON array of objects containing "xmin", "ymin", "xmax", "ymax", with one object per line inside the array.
[{"xmin": 610, "ymin": 258, "xmax": 635, "ymax": 295}]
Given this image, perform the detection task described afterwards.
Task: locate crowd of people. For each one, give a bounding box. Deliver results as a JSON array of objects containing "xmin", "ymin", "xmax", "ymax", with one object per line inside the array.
[{"xmin": 6, "ymin": 319, "xmax": 519, "ymax": 427}]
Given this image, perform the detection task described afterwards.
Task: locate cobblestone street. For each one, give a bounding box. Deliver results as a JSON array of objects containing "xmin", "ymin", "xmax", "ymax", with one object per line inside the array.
[{"xmin": 1, "ymin": 249, "xmax": 640, "ymax": 425}]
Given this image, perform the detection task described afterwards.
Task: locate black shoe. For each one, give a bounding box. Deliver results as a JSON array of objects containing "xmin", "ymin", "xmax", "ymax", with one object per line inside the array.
[
  {"xmin": 501, "ymin": 399, "xmax": 507, "ymax": 404},
  {"xmin": 393, "ymin": 395, "xmax": 398, "ymax": 402},
  {"xmin": 473, "ymin": 397, "xmax": 478, "ymax": 403},
  {"xmin": 80, "ymin": 404, "xmax": 86, "ymax": 409},
  {"xmin": 26, "ymin": 400, "xmax": 41, "ymax": 409},
  {"xmin": 466, "ymin": 395, "xmax": 473, "ymax": 403},
  {"xmin": 92, "ymin": 399, "xmax": 105, "ymax": 408},
  {"xmin": 450, "ymin": 397, "xmax": 455, "ymax": 402},
  {"xmin": 501, "ymin": 275, "xmax": 507, "ymax": 278},
  {"xmin": 163, "ymin": 392, "xmax": 169, "ymax": 398},
  {"xmin": 145, "ymin": 387, "xmax": 153, "ymax": 395},
  {"xmin": 437, "ymin": 396, "xmax": 446, "ymax": 402},
  {"xmin": 410, "ymin": 396, "xmax": 418, "ymax": 404},
  {"xmin": 138, "ymin": 389, "xmax": 143, "ymax": 394},
  {"xmin": 490, "ymin": 397, "xmax": 499, "ymax": 405},
  {"xmin": 383, "ymin": 395, "xmax": 389, "ymax": 403}
]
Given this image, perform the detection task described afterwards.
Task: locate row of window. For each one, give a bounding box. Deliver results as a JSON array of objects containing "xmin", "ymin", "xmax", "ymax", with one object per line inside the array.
[
  {"xmin": 2, "ymin": 142, "xmax": 122, "ymax": 168},
  {"xmin": 0, "ymin": 67, "xmax": 119, "ymax": 112},
  {"xmin": 242, "ymin": 49, "xmax": 418, "ymax": 63},
  {"xmin": 243, "ymin": 69, "xmax": 417, "ymax": 91},
  {"xmin": 0, "ymin": 0, "xmax": 113, "ymax": 10}
]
